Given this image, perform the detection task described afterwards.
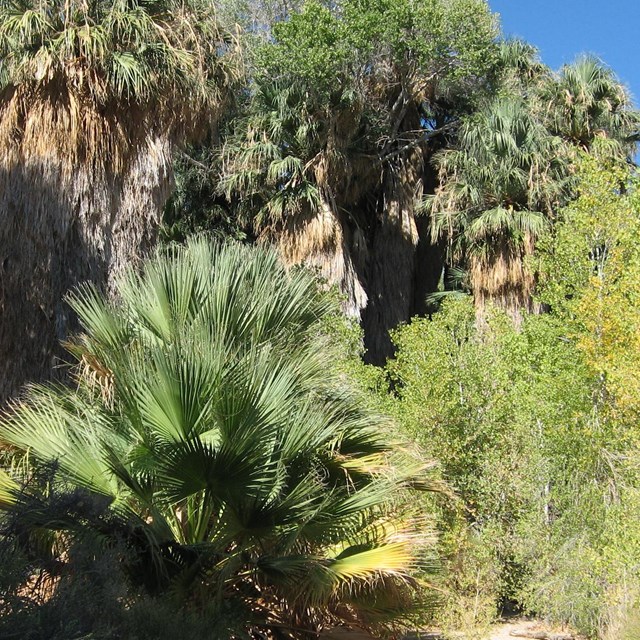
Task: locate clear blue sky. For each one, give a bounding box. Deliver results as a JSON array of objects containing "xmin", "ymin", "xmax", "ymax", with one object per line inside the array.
[{"xmin": 489, "ymin": 1, "xmax": 640, "ymax": 106}]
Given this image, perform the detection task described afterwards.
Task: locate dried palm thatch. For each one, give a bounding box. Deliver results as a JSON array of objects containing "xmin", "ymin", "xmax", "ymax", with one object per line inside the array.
[
  {"xmin": 276, "ymin": 190, "xmax": 368, "ymax": 318},
  {"xmin": 469, "ymin": 229, "xmax": 540, "ymax": 323},
  {"xmin": 0, "ymin": 0, "xmax": 239, "ymax": 401}
]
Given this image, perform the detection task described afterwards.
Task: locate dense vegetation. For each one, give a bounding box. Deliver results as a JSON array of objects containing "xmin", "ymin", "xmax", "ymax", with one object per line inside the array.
[{"xmin": 0, "ymin": 1, "xmax": 639, "ymax": 638}]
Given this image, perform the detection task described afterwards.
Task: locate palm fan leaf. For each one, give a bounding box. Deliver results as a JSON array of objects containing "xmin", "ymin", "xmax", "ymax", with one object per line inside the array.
[{"xmin": 0, "ymin": 239, "xmax": 437, "ymax": 636}]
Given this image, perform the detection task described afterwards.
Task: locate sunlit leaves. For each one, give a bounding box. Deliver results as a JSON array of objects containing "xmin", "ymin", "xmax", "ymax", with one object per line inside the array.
[{"xmin": 537, "ymin": 155, "xmax": 640, "ymax": 431}]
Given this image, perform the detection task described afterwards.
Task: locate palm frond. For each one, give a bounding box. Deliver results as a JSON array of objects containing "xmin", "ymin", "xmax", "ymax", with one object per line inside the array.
[{"xmin": 0, "ymin": 239, "xmax": 437, "ymax": 633}]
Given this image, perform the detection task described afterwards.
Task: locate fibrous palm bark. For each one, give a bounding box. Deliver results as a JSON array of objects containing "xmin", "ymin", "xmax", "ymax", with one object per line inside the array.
[
  {"xmin": 0, "ymin": 108, "xmax": 171, "ymax": 400},
  {"xmin": 363, "ymin": 152, "xmax": 422, "ymax": 363}
]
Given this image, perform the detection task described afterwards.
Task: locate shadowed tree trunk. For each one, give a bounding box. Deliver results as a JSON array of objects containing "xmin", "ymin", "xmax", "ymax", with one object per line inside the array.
[
  {"xmin": 413, "ymin": 159, "xmax": 446, "ymax": 316},
  {"xmin": 0, "ymin": 0, "xmax": 234, "ymax": 403},
  {"xmin": 414, "ymin": 217, "xmax": 446, "ymax": 316},
  {"xmin": 0, "ymin": 121, "xmax": 173, "ymax": 402},
  {"xmin": 363, "ymin": 157, "xmax": 421, "ymax": 365}
]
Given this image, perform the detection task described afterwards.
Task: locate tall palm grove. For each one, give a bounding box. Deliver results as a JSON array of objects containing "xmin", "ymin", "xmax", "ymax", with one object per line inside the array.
[{"xmin": 1, "ymin": 1, "xmax": 639, "ymax": 639}]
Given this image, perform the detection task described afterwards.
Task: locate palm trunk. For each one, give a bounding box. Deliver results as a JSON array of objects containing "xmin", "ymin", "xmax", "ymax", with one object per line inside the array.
[
  {"xmin": 0, "ymin": 134, "xmax": 172, "ymax": 403},
  {"xmin": 362, "ymin": 161, "xmax": 420, "ymax": 364}
]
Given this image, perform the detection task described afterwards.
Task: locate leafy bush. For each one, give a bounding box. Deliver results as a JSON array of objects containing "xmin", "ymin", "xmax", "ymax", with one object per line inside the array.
[{"xmin": 369, "ymin": 293, "xmax": 640, "ymax": 638}]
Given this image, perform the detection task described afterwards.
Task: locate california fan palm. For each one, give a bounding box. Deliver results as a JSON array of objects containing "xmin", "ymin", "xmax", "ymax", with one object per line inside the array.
[
  {"xmin": 222, "ymin": 0, "xmax": 498, "ymax": 363},
  {"xmin": 543, "ymin": 55, "xmax": 640, "ymax": 157},
  {"xmin": 0, "ymin": 0, "xmax": 238, "ymax": 401},
  {"xmin": 221, "ymin": 77, "xmax": 371, "ymax": 319},
  {"xmin": 0, "ymin": 239, "xmax": 437, "ymax": 637},
  {"xmin": 428, "ymin": 95, "xmax": 568, "ymax": 316}
]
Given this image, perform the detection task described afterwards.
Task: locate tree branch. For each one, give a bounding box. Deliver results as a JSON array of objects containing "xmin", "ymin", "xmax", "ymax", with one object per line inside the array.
[
  {"xmin": 376, "ymin": 121, "xmax": 458, "ymax": 167},
  {"xmin": 178, "ymin": 150, "xmax": 212, "ymax": 174}
]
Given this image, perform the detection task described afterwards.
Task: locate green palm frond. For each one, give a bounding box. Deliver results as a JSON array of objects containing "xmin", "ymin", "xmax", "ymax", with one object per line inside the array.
[
  {"xmin": 466, "ymin": 207, "xmax": 547, "ymax": 242},
  {"xmin": 329, "ymin": 541, "xmax": 415, "ymax": 582},
  {"xmin": 543, "ymin": 55, "xmax": 640, "ymax": 156},
  {"xmin": 2, "ymin": 387, "xmax": 121, "ymax": 498},
  {"xmin": 0, "ymin": 238, "xmax": 436, "ymax": 634},
  {"xmin": 0, "ymin": 468, "xmax": 18, "ymax": 507}
]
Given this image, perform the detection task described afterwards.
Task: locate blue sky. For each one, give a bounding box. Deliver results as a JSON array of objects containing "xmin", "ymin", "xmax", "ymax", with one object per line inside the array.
[{"xmin": 489, "ymin": 1, "xmax": 640, "ymax": 106}]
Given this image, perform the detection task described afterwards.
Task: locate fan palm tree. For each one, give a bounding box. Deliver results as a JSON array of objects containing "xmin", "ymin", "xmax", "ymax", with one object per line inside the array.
[
  {"xmin": 221, "ymin": 0, "xmax": 499, "ymax": 364},
  {"xmin": 221, "ymin": 78, "xmax": 371, "ymax": 319},
  {"xmin": 543, "ymin": 55, "xmax": 640, "ymax": 157},
  {"xmin": 428, "ymin": 95, "xmax": 569, "ymax": 316},
  {"xmin": 494, "ymin": 39, "xmax": 551, "ymax": 94},
  {"xmin": 0, "ymin": 239, "xmax": 436, "ymax": 636},
  {"xmin": 0, "ymin": 0, "xmax": 238, "ymax": 402}
]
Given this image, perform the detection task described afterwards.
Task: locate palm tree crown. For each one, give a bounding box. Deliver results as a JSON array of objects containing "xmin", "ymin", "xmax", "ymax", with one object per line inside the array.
[
  {"xmin": 0, "ymin": 0, "xmax": 234, "ymax": 166},
  {"xmin": 543, "ymin": 55, "xmax": 640, "ymax": 156}
]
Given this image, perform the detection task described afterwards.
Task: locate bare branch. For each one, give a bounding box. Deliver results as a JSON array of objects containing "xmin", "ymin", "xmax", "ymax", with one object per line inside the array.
[
  {"xmin": 178, "ymin": 150, "xmax": 212, "ymax": 173},
  {"xmin": 376, "ymin": 121, "xmax": 458, "ymax": 167}
]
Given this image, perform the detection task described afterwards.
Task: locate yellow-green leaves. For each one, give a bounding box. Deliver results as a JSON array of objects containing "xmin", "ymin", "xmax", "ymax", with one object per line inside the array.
[{"xmin": 537, "ymin": 154, "xmax": 640, "ymax": 430}]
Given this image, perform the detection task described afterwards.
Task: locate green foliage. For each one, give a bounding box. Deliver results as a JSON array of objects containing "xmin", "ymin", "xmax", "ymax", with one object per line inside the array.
[
  {"xmin": 367, "ymin": 286, "xmax": 640, "ymax": 638},
  {"xmin": 222, "ymin": 0, "xmax": 499, "ymax": 233},
  {"xmin": 0, "ymin": 239, "xmax": 437, "ymax": 637},
  {"xmin": 256, "ymin": 0, "xmax": 498, "ymax": 95},
  {"xmin": 431, "ymin": 95, "xmax": 567, "ymax": 224},
  {"xmin": 220, "ymin": 80, "xmax": 330, "ymax": 230},
  {"xmin": 537, "ymin": 154, "xmax": 640, "ymax": 427},
  {"xmin": 3, "ymin": 3, "xmax": 640, "ymax": 638},
  {"xmin": 162, "ymin": 146, "xmax": 248, "ymax": 243},
  {"xmin": 523, "ymin": 157, "xmax": 640, "ymax": 637},
  {"xmin": 259, "ymin": 1, "xmax": 350, "ymax": 93},
  {"xmin": 341, "ymin": 0, "xmax": 498, "ymax": 81},
  {"xmin": 383, "ymin": 301, "xmax": 553, "ymax": 623},
  {"xmin": 0, "ymin": 0, "xmax": 233, "ymax": 107}
]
